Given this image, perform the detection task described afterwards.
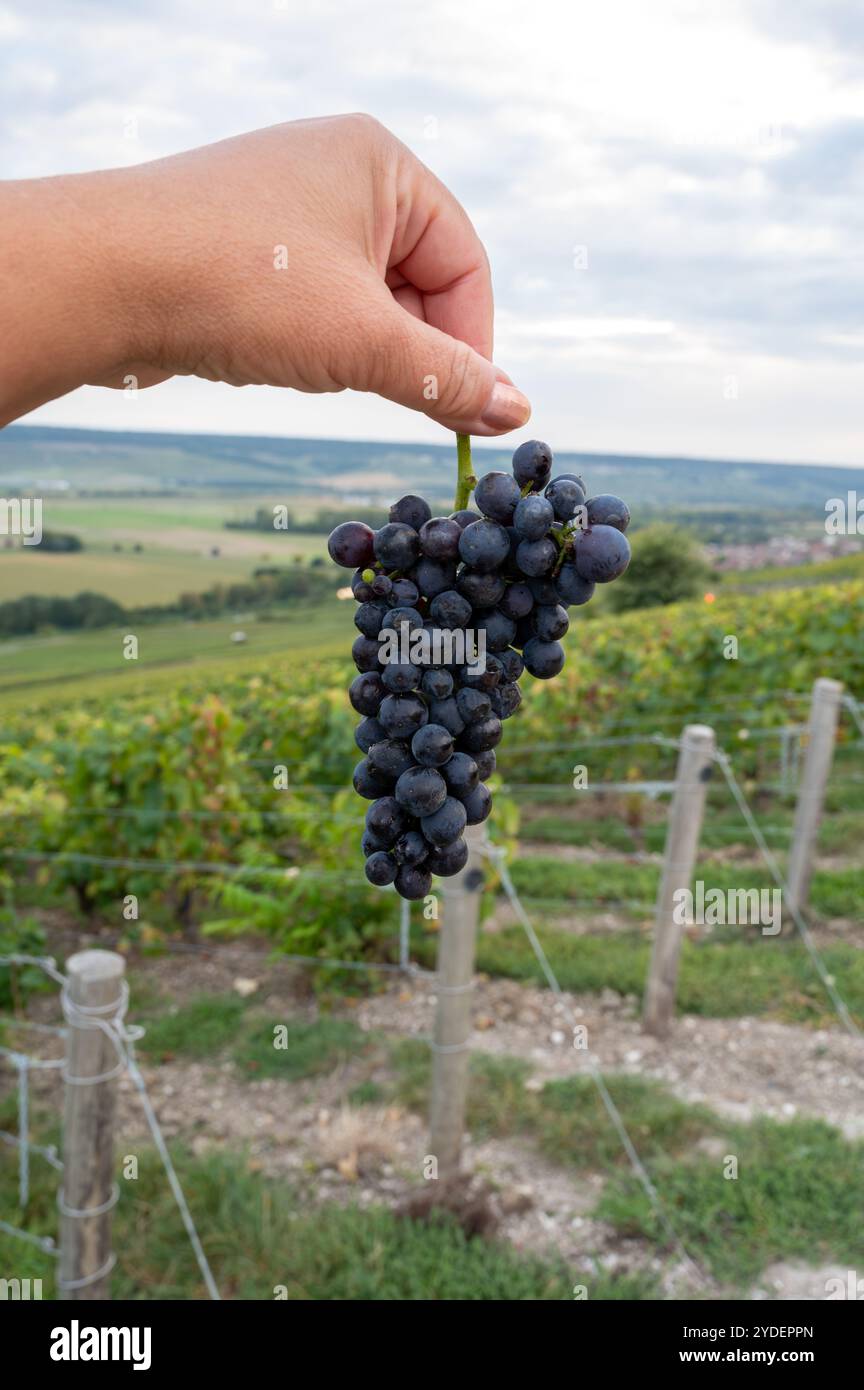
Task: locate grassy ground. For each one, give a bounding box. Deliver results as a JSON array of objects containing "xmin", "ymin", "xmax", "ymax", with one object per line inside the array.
[
  {"xmin": 5, "ymin": 993, "xmax": 861, "ymax": 1295},
  {"xmin": 0, "ymin": 1132, "xmax": 602, "ymax": 1300}
]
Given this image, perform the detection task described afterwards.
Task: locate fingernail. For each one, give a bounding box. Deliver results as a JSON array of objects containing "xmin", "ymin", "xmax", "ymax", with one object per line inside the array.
[{"xmin": 480, "ymin": 382, "xmax": 531, "ymax": 431}]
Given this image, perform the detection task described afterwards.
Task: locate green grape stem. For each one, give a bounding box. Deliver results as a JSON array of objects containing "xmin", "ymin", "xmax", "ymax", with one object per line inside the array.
[{"xmin": 454, "ymin": 433, "xmax": 476, "ymax": 512}]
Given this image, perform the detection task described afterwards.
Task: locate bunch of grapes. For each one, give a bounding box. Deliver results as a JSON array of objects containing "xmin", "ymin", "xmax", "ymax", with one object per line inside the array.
[{"xmin": 327, "ymin": 438, "xmax": 631, "ymax": 900}]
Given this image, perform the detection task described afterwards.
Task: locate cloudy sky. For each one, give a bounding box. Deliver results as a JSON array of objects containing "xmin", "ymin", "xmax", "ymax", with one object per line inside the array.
[{"xmin": 2, "ymin": 0, "xmax": 862, "ymax": 464}]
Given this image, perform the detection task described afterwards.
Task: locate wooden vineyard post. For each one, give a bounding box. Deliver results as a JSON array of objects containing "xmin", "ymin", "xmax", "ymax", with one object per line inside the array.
[
  {"xmin": 643, "ymin": 724, "xmax": 716, "ymax": 1038},
  {"xmin": 787, "ymin": 677, "xmax": 843, "ymax": 916},
  {"xmin": 59, "ymin": 949, "xmax": 125, "ymax": 1300},
  {"xmin": 428, "ymin": 825, "xmax": 484, "ymax": 1180}
]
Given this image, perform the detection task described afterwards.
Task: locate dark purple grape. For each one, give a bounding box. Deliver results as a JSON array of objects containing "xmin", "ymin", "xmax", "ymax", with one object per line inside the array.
[
  {"xmin": 421, "ymin": 796, "xmax": 467, "ymax": 847},
  {"xmin": 371, "ymin": 573, "xmax": 393, "ymax": 599},
  {"xmin": 474, "ymin": 749, "xmax": 496, "ymax": 780},
  {"xmin": 512, "ymin": 616, "xmax": 533, "ymax": 650},
  {"xmin": 441, "ymin": 751, "xmax": 479, "ymax": 798},
  {"xmin": 489, "ymin": 682, "xmax": 522, "ymax": 719},
  {"xmin": 516, "ymin": 537, "xmax": 557, "ymax": 577},
  {"xmin": 555, "ymin": 565, "xmax": 595, "ymax": 606},
  {"xmin": 421, "ymin": 668, "xmax": 454, "ymax": 701},
  {"xmin": 390, "ymin": 578, "xmax": 420, "ymax": 607},
  {"xmin": 354, "ymin": 601, "xmax": 388, "ymax": 638},
  {"xmin": 355, "ymin": 716, "xmax": 386, "ymax": 753},
  {"xmin": 450, "ymin": 509, "xmax": 482, "ymax": 530},
  {"xmin": 459, "ymin": 655, "xmax": 503, "ymax": 691},
  {"xmin": 367, "ymin": 739, "xmax": 415, "ymax": 780},
  {"xmin": 545, "ymin": 477, "xmax": 585, "ymax": 521},
  {"xmin": 352, "ymin": 568, "xmax": 375, "ymax": 601},
  {"xmin": 533, "ymin": 604, "xmax": 569, "ymax": 641},
  {"xmin": 503, "ymin": 526, "xmax": 522, "ymax": 577},
  {"xmin": 557, "ymin": 472, "xmax": 586, "ymax": 492},
  {"xmin": 474, "ymin": 471, "xmax": 521, "ymax": 525},
  {"xmin": 390, "ymin": 495, "xmax": 432, "ymax": 530},
  {"xmin": 328, "ymin": 521, "xmax": 375, "ymax": 568},
  {"xmin": 456, "ymin": 687, "xmax": 492, "ymax": 723},
  {"xmin": 381, "ymin": 605, "xmax": 424, "ymax": 634},
  {"xmin": 522, "ymin": 638, "xmax": 565, "ymax": 679},
  {"xmin": 586, "ymin": 494, "xmax": 630, "ymax": 532},
  {"xmin": 352, "ymin": 634, "xmax": 382, "ymax": 672},
  {"xmin": 411, "ymin": 723, "xmax": 455, "ymax": 767},
  {"xmin": 428, "ymin": 696, "xmax": 466, "ymax": 737},
  {"xmin": 574, "ymin": 525, "xmax": 631, "ymax": 583},
  {"xmin": 392, "ymin": 831, "xmax": 428, "ymax": 866},
  {"xmin": 349, "ymin": 671, "xmax": 385, "ymax": 715},
  {"xmin": 412, "ymin": 557, "xmax": 457, "ymax": 598},
  {"xmin": 500, "ymin": 578, "xmax": 536, "ymax": 617},
  {"xmin": 365, "ymin": 851, "xmax": 397, "ymax": 886},
  {"xmin": 456, "ymin": 569, "xmax": 506, "ymax": 608},
  {"xmin": 430, "ymin": 589, "xmax": 472, "ymax": 628},
  {"xmin": 353, "ymin": 759, "xmax": 393, "ymax": 799},
  {"xmin": 498, "ymin": 647, "xmax": 524, "ymax": 683},
  {"xmin": 512, "ymin": 440, "xmax": 553, "ymax": 491},
  {"xmin": 462, "ymin": 783, "xmax": 492, "ymax": 825},
  {"xmin": 419, "ymin": 517, "xmax": 462, "ymax": 560},
  {"xmin": 472, "ymin": 607, "xmax": 517, "ymax": 653},
  {"xmin": 382, "ymin": 662, "xmax": 422, "ymax": 693},
  {"xmin": 395, "ymin": 766, "xmax": 448, "ymax": 817},
  {"xmin": 459, "ymin": 716, "xmax": 503, "ymax": 753},
  {"xmin": 366, "ymin": 796, "xmax": 411, "ymax": 845},
  {"xmin": 513, "ymin": 494, "xmax": 554, "ymax": 541},
  {"xmin": 527, "ymin": 576, "xmax": 559, "ymax": 605},
  {"xmin": 426, "ymin": 837, "xmax": 469, "ymax": 877},
  {"xmin": 378, "ymin": 693, "xmax": 429, "ymax": 740},
  {"xmin": 374, "ymin": 522, "xmax": 421, "ymax": 570},
  {"xmin": 458, "ymin": 519, "xmax": 511, "ymax": 573},
  {"xmin": 361, "ymin": 826, "xmax": 389, "ymax": 856},
  {"xmin": 395, "ymin": 864, "xmax": 433, "ymax": 900}
]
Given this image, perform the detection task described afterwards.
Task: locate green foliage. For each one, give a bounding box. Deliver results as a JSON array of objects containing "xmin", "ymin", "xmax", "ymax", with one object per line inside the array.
[
  {"xmin": 472, "ymin": 927, "xmax": 864, "ymax": 1026},
  {"xmin": 0, "ymin": 1126, "xmax": 650, "ymax": 1300},
  {"xmin": 34, "ymin": 530, "xmax": 84, "ymax": 553},
  {"xmin": 509, "ymin": 853, "xmax": 864, "ymax": 922},
  {"xmin": 137, "ymin": 993, "xmax": 248, "ymax": 1060},
  {"xmin": 606, "ymin": 523, "xmax": 714, "ymax": 611},
  {"xmin": 0, "ymin": 589, "xmax": 125, "ymax": 636},
  {"xmin": 234, "ymin": 1016, "xmax": 368, "ymax": 1079},
  {"xmin": 598, "ymin": 1115, "xmax": 864, "ymax": 1286},
  {"xmin": 389, "ymin": 1046, "xmax": 715, "ymax": 1167},
  {"xmin": 0, "ymin": 904, "xmax": 49, "ymax": 1009}
]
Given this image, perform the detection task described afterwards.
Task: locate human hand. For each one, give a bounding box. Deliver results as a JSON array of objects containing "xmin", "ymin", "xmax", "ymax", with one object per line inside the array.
[{"xmin": 0, "ymin": 115, "xmax": 531, "ymax": 435}]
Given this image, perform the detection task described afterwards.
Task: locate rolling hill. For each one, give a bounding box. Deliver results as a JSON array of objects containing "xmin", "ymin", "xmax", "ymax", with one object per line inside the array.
[{"xmin": 1, "ymin": 424, "xmax": 861, "ymax": 511}]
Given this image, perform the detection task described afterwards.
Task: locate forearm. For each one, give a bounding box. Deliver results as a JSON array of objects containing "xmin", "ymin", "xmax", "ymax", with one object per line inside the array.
[{"xmin": 0, "ymin": 171, "xmax": 147, "ymax": 426}]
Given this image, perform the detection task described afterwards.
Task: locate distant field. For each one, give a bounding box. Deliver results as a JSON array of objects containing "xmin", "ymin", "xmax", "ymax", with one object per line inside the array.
[
  {"xmin": 0, "ymin": 599, "xmax": 349, "ymax": 710},
  {"xmin": 0, "ymin": 493, "xmax": 331, "ymax": 604}
]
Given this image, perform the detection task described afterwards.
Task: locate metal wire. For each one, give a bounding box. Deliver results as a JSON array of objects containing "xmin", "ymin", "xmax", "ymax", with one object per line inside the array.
[{"xmin": 477, "ymin": 836, "xmax": 709, "ymax": 1288}]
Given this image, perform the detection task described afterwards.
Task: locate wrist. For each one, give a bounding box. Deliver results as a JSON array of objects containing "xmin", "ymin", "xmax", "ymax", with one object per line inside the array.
[{"xmin": 0, "ymin": 170, "xmax": 159, "ymax": 423}]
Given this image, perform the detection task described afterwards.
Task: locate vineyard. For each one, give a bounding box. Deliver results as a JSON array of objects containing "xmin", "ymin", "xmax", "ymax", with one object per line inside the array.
[{"xmin": 1, "ymin": 572, "xmax": 863, "ymax": 1299}]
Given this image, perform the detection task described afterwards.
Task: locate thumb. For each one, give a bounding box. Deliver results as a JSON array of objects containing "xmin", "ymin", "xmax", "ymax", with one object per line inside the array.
[{"xmin": 352, "ymin": 293, "xmax": 531, "ymax": 436}]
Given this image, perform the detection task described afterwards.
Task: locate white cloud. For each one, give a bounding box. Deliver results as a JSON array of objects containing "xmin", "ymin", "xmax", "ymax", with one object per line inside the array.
[{"xmin": 1, "ymin": 0, "xmax": 862, "ymax": 464}]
